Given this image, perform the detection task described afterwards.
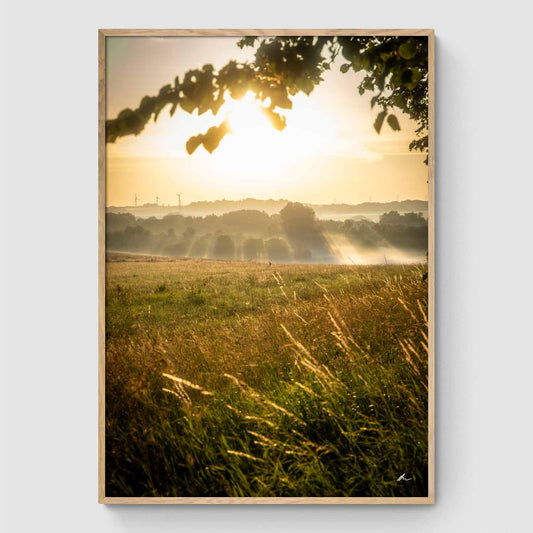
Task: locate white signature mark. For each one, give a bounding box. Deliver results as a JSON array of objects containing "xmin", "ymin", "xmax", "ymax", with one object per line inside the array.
[{"xmin": 396, "ymin": 473, "xmax": 412, "ymax": 482}]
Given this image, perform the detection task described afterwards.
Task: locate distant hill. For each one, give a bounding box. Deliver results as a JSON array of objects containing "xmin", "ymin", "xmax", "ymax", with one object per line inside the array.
[
  {"xmin": 107, "ymin": 198, "xmax": 428, "ymax": 219},
  {"xmin": 311, "ymin": 200, "xmax": 428, "ymax": 217}
]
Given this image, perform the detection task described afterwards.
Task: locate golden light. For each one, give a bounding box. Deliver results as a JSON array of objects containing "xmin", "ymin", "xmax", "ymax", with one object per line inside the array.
[
  {"xmin": 106, "ymin": 89, "xmax": 387, "ymax": 203},
  {"xmin": 225, "ymin": 93, "xmax": 272, "ymax": 136},
  {"xmin": 220, "ymin": 91, "xmax": 339, "ymax": 159},
  {"xmin": 183, "ymin": 91, "xmax": 342, "ymax": 196}
]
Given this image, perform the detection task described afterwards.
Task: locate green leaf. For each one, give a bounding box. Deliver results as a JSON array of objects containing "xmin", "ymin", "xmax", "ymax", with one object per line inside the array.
[
  {"xmin": 297, "ymin": 78, "xmax": 314, "ymax": 96},
  {"xmin": 387, "ymin": 114, "xmax": 401, "ymax": 131},
  {"xmin": 202, "ymin": 122, "xmax": 230, "ymax": 153},
  {"xmin": 158, "ymin": 84, "xmax": 172, "ymax": 97},
  {"xmin": 340, "ymin": 63, "xmax": 351, "ymax": 74},
  {"xmin": 185, "ymin": 135, "xmax": 202, "ymax": 155},
  {"xmin": 352, "ymin": 54, "xmax": 364, "ymax": 72},
  {"xmin": 398, "ymin": 40, "xmax": 417, "ymax": 60},
  {"xmin": 154, "ymin": 105, "xmax": 164, "ymax": 123},
  {"xmin": 180, "ymin": 97, "xmax": 196, "ymax": 114},
  {"xmin": 269, "ymin": 87, "xmax": 292, "ymax": 110},
  {"xmin": 393, "ymin": 94, "xmax": 406, "ymax": 109},
  {"xmin": 400, "ymin": 68, "xmax": 422, "ymax": 90},
  {"xmin": 373, "ymin": 110, "xmax": 387, "ymax": 134}
]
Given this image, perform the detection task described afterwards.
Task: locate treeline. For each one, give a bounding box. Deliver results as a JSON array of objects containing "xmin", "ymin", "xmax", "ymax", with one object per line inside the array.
[
  {"xmin": 106, "ymin": 205, "xmax": 427, "ymax": 263},
  {"xmin": 343, "ymin": 211, "xmax": 428, "ymax": 250}
]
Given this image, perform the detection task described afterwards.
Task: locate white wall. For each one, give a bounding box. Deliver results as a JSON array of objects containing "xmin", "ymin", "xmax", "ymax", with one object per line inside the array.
[{"xmin": 2, "ymin": 1, "xmax": 532, "ymax": 531}]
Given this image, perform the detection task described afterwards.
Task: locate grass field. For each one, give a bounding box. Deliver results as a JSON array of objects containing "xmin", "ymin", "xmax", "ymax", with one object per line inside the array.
[{"xmin": 105, "ymin": 254, "xmax": 429, "ymax": 497}]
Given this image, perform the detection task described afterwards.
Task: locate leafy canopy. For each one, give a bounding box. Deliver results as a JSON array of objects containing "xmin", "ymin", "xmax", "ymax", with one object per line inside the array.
[{"xmin": 106, "ymin": 36, "xmax": 428, "ymax": 162}]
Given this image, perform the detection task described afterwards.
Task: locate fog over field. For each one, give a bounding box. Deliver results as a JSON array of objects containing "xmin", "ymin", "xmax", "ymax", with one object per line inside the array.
[{"xmin": 107, "ymin": 199, "xmax": 428, "ymax": 265}]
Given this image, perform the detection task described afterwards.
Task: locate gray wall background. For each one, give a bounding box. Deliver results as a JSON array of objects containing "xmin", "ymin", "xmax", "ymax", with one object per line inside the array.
[{"xmin": 2, "ymin": 1, "xmax": 532, "ymax": 531}]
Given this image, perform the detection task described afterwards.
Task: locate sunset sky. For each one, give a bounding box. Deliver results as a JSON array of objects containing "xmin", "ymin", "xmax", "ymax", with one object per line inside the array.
[{"xmin": 105, "ymin": 36, "xmax": 428, "ymax": 206}]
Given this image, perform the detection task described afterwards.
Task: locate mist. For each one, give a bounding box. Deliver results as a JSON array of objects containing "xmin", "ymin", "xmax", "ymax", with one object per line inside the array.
[{"xmin": 106, "ymin": 201, "xmax": 428, "ymax": 265}]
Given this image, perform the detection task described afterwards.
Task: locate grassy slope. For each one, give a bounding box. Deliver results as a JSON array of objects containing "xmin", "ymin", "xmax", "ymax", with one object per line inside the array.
[{"xmin": 106, "ymin": 259, "xmax": 428, "ymax": 497}]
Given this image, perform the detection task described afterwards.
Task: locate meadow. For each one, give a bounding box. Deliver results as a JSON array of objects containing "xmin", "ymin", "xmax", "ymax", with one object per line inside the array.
[{"xmin": 105, "ymin": 253, "xmax": 429, "ymax": 497}]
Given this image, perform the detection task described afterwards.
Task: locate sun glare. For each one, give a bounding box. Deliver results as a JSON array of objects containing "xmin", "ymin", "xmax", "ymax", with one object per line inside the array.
[
  {"xmin": 226, "ymin": 93, "xmax": 271, "ymax": 135},
  {"xmin": 190, "ymin": 91, "xmax": 342, "ymax": 194},
  {"xmin": 221, "ymin": 91, "xmax": 338, "ymax": 158}
]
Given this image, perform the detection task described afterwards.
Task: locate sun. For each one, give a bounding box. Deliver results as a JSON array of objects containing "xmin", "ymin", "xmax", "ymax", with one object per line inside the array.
[
  {"xmin": 126, "ymin": 89, "xmax": 346, "ymax": 200},
  {"xmin": 196, "ymin": 91, "xmax": 339, "ymax": 194},
  {"xmin": 225, "ymin": 93, "xmax": 272, "ymax": 135}
]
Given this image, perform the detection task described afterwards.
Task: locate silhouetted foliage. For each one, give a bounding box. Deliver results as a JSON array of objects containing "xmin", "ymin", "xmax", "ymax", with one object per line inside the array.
[
  {"xmin": 343, "ymin": 211, "xmax": 428, "ymax": 250},
  {"xmin": 107, "ymin": 225, "xmax": 152, "ymax": 252},
  {"xmin": 212, "ymin": 234, "xmax": 235, "ymax": 260},
  {"xmin": 163, "ymin": 241, "xmax": 188, "ymax": 257},
  {"xmin": 182, "ymin": 227, "xmax": 196, "ymax": 240},
  {"xmin": 280, "ymin": 202, "xmax": 331, "ymax": 259},
  {"xmin": 265, "ymin": 237, "xmax": 291, "ymax": 262},
  {"xmin": 379, "ymin": 211, "xmax": 426, "ymax": 225},
  {"xmin": 243, "ymin": 238, "xmax": 264, "ymax": 260},
  {"xmin": 106, "ymin": 212, "xmax": 137, "ymax": 233},
  {"xmin": 280, "ymin": 202, "xmax": 316, "ymax": 233},
  {"xmin": 189, "ymin": 235, "xmax": 209, "ymax": 258},
  {"xmin": 219, "ymin": 209, "xmax": 271, "ymax": 233},
  {"xmin": 106, "ymin": 208, "xmax": 427, "ymax": 260},
  {"xmin": 106, "ymin": 36, "xmax": 428, "ymax": 162}
]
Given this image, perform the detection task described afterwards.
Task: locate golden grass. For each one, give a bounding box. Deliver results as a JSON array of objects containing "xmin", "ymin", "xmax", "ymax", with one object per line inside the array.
[{"xmin": 105, "ymin": 259, "xmax": 428, "ymax": 497}]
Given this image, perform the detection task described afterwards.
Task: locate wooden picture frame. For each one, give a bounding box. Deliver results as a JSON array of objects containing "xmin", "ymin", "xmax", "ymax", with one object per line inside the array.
[{"xmin": 99, "ymin": 28, "xmax": 435, "ymax": 504}]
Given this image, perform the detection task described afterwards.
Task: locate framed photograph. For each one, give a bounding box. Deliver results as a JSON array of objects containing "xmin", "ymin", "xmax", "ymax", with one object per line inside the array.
[{"xmin": 99, "ymin": 29, "xmax": 434, "ymax": 504}]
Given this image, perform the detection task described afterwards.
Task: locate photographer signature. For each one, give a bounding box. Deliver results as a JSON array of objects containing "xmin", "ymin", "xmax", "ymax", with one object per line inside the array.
[{"xmin": 396, "ymin": 473, "xmax": 412, "ymax": 482}]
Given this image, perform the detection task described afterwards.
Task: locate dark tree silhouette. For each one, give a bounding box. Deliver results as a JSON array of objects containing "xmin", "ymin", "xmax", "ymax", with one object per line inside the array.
[
  {"xmin": 280, "ymin": 202, "xmax": 330, "ymax": 259},
  {"xmin": 106, "ymin": 36, "xmax": 428, "ymax": 162},
  {"xmin": 379, "ymin": 211, "xmax": 426, "ymax": 226},
  {"xmin": 189, "ymin": 235, "xmax": 209, "ymax": 258},
  {"xmin": 212, "ymin": 234, "xmax": 235, "ymax": 259},
  {"xmin": 265, "ymin": 237, "xmax": 291, "ymax": 262},
  {"xmin": 242, "ymin": 238, "xmax": 264, "ymax": 260},
  {"xmin": 280, "ymin": 202, "xmax": 316, "ymax": 233},
  {"xmin": 107, "ymin": 225, "xmax": 152, "ymax": 252}
]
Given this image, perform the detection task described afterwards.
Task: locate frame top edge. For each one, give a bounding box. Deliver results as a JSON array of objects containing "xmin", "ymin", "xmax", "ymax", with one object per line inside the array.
[{"xmin": 98, "ymin": 29, "xmax": 435, "ymax": 37}]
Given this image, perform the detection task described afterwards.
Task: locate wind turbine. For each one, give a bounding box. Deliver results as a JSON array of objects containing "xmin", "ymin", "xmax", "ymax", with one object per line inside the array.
[
  {"xmin": 155, "ymin": 194, "xmax": 160, "ymax": 205},
  {"xmin": 176, "ymin": 192, "xmax": 182, "ymax": 210},
  {"xmin": 134, "ymin": 193, "xmax": 140, "ymax": 207}
]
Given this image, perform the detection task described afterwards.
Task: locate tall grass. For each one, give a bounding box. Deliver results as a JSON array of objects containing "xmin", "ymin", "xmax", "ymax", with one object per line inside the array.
[{"xmin": 105, "ymin": 260, "xmax": 428, "ymax": 497}]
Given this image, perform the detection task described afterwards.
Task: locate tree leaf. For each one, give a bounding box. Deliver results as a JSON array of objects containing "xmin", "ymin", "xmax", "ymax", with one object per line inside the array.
[
  {"xmin": 297, "ymin": 77, "xmax": 314, "ymax": 96},
  {"xmin": 387, "ymin": 114, "xmax": 401, "ymax": 131},
  {"xmin": 185, "ymin": 135, "xmax": 202, "ymax": 155},
  {"xmin": 400, "ymin": 67, "xmax": 422, "ymax": 90},
  {"xmin": 106, "ymin": 35, "xmax": 429, "ymax": 165},
  {"xmin": 393, "ymin": 94, "xmax": 406, "ymax": 109},
  {"xmin": 262, "ymin": 108, "xmax": 286, "ymax": 131},
  {"xmin": 180, "ymin": 97, "xmax": 196, "ymax": 114},
  {"xmin": 373, "ymin": 110, "xmax": 387, "ymax": 134},
  {"xmin": 398, "ymin": 40, "xmax": 417, "ymax": 60}
]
